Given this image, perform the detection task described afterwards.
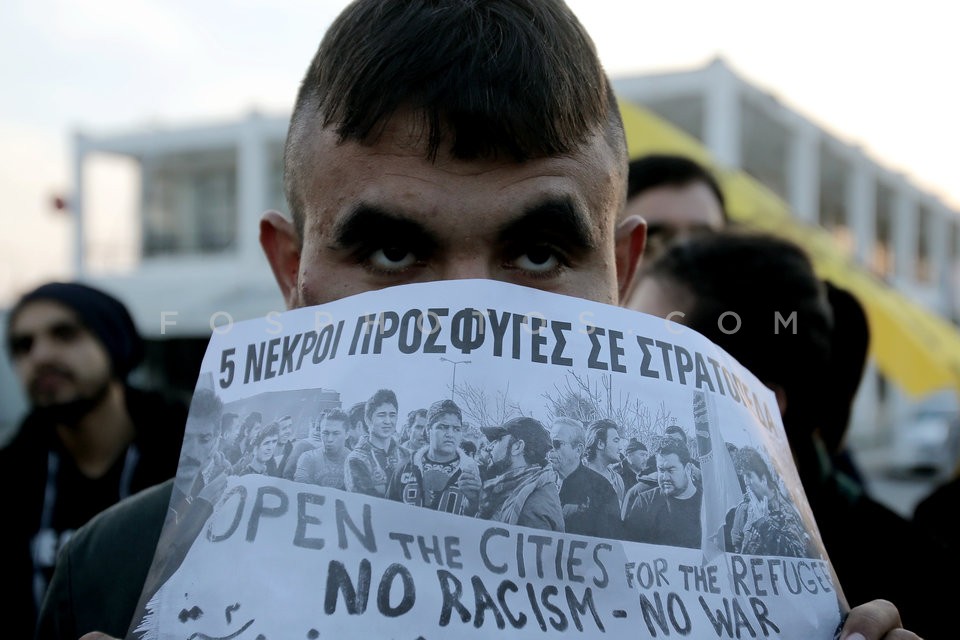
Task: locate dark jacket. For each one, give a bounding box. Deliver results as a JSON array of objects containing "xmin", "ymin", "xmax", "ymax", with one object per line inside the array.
[
  {"xmin": 559, "ymin": 463, "xmax": 624, "ymax": 538},
  {"xmin": 35, "ymin": 480, "xmax": 173, "ymax": 639},
  {"xmin": 0, "ymin": 387, "xmax": 187, "ymax": 640},
  {"xmin": 794, "ymin": 435, "xmax": 959, "ymax": 640}
]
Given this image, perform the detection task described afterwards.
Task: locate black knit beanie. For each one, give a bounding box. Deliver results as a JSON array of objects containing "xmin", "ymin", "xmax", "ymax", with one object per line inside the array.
[{"xmin": 8, "ymin": 282, "xmax": 145, "ymax": 379}]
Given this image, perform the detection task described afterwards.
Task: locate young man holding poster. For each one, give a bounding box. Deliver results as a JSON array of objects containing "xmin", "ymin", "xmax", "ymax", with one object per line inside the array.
[{"xmin": 39, "ymin": 1, "xmax": 921, "ymax": 639}]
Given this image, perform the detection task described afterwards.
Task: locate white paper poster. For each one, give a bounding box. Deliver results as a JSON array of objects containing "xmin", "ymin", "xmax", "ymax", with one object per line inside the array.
[{"xmin": 129, "ymin": 280, "xmax": 844, "ymax": 639}]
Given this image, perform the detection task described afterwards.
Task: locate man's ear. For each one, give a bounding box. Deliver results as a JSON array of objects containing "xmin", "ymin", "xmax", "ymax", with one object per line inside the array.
[
  {"xmin": 615, "ymin": 215, "xmax": 647, "ymax": 305},
  {"xmin": 260, "ymin": 211, "xmax": 302, "ymax": 310}
]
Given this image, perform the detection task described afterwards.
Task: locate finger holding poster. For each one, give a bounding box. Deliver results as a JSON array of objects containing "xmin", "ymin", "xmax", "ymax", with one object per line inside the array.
[{"xmin": 128, "ymin": 280, "xmax": 845, "ymax": 639}]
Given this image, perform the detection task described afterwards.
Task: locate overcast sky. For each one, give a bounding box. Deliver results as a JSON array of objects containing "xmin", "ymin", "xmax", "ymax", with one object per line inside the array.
[{"xmin": 2, "ymin": 0, "xmax": 957, "ymax": 303}]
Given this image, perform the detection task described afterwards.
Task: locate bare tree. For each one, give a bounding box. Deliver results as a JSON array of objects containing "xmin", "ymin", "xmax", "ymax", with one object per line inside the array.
[
  {"xmin": 541, "ymin": 371, "xmax": 674, "ymax": 442},
  {"xmin": 454, "ymin": 381, "xmax": 522, "ymax": 430}
]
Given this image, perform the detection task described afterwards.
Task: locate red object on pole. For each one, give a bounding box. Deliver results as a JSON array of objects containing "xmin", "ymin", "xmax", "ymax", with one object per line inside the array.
[{"xmin": 51, "ymin": 194, "xmax": 69, "ymax": 213}]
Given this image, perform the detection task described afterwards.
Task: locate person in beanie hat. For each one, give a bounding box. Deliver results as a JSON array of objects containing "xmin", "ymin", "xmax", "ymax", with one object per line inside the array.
[
  {"xmin": 613, "ymin": 437, "xmax": 655, "ymax": 494},
  {"xmin": 0, "ymin": 281, "xmax": 188, "ymax": 638}
]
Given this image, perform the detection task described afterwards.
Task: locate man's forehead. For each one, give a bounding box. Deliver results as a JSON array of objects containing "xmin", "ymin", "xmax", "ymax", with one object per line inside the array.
[
  {"xmin": 296, "ymin": 118, "xmax": 622, "ymax": 232},
  {"xmin": 627, "ymin": 181, "xmax": 724, "ymax": 227},
  {"xmin": 11, "ymin": 299, "xmax": 82, "ymax": 333},
  {"xmin": 551, "ymin": 423, "xmax": 573, "ymax": 439},
  {"xmin": 188, "ymin": 418, "xmax": 217, "ymax": 435},
  {"xmin": 432, "ymin": 412, "xmax": 461, "ymax": 424}
]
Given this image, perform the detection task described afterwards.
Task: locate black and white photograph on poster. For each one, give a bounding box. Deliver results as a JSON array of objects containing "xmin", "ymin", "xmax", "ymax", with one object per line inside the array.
[{"xmin": 129, "ymin": 280, "xmax": 845, "ymax": 639}]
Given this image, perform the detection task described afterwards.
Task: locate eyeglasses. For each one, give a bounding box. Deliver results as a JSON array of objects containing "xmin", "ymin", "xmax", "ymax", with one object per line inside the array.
[{"xmin": 552, "ymin": 439, "xmax": 570, "ymax": 450}]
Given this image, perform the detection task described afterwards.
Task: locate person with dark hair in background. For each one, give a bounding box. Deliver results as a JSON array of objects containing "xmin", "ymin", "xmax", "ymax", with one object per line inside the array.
[
  {"xmin": 271, "ymin": 415, "xmax": 296, "ymax": 477},
  {"xmin": 281, "ymin": 414, "xmax": 322, "ymax": 481},
  {"xmin": 171, "ymin": 388, "xmax": 227, "ymax": 519},
  {"xmin": 399, "ymin": 407, "xmax": 429, "ymax": 454},
  {"xmin": 293, "ymin": 409, "xmax": 350, "ymax": 489},
  {"xmin": 37, "ymin": 1, "xmax": 920, "ymax": 638},
  {"xmin": 629, "ymin": 229, "xmax": 958, "ymax": 639},
  {"xmin": 345, "ymin": 389, "xmax": 409, "ymax": 497},
  {"xmin": 226, "ymin": 411, "xmax": 261, "ymax": 466},
  {"xmin": 345, "ymin": 401, "xmax": 366, "ymax": 450},
  {"xmin": 729, "ymin": 445, "xmax": 813, "ymax": 558},
  {"xmin": 621, "ymin": 436, "xmax": 702, "ymax": 548},
  {"xmin": 387, "ymin": 399, "xmax": 481, "ymax": 515},
  {"xmin": 821, "ymin": 282, "xmax": 871, "ymax": 485},
  {"xmin": 0, "ymin": 281, "xmax": 187, "ymax": 638},
  {"xmin": 216, "ymin": 412, "xmax": 240, "ymax": 464},
  {"xmin": 478, "ymin": 416, "xmax": 563, "ymax": 531},
  {"xmin": 624, "ymin": 154, "xmax": 727, "ymax": 265},
  {"xmin": 233, "ymin": 422, "xmax": 280, "ymax": 477},
  {"xmin": 584, "ymin": 418, "xmax": 625, "ymax": 503}
]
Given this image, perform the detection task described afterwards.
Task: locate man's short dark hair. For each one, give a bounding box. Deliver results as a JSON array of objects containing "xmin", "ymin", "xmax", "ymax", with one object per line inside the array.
[
  {"xmin": 654, "ymin": 436, "xmax": 692, "ymax": 465},
  {"xmin": 664, "ymin": 424, "xmax": 688, "ymax": 444},
  {"xmin": 365, "ymin": 389, "xmax": 398, "ymax": 421},
  {"xmin": 284, "ymin": 0, "xmax": 625, "ymax": 236},
  {"xmin": 252, "ymin": 422, "xmax": 280, "ymax": 448},
  {"xmin": 735, "ymin": 446, "xmax": 774, "ymax": 487},
  {"xmin": 406, "ymin": 408, "xmax": 428, "ymax": 428},
  {"xmin": 627, "ymin": 154, "xmax": 727, "ymax": 220},
  {"xmin": 189, "ymin": 389, "xmax": 223, "ymax": 422},
  {"xmin": 481, "ymin": 416, "xmax": 552, "ymax": 466},
  {"xmin": 323, "ymin": 409, "xmax": 349, "ymax": 428},
  {"xmin": 348, "ymin": 401, "xmax": 367, "ymax": 432}
]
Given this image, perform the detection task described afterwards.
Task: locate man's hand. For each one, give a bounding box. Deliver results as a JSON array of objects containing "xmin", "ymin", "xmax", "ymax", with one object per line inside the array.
[
  {"xmin": 196, "ymin": 470, "xmax": 229, "ymax": 505},
  {"xmin": 457, "ymin": 467, "xmax": 482, "ymax": 508},
  {"xmin": 840, "ymin": 599, "xmax": 921, "ymax": 640}
]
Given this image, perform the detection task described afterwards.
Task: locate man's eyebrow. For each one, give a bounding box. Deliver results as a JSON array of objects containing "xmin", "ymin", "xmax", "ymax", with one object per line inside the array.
[
  {"xmin": 497, "ymin": 198, "xmax": 595, "ymax": 249},
  {"xmin": 331, "ymin": 205, "xmax": 439, "ymax": 249}
]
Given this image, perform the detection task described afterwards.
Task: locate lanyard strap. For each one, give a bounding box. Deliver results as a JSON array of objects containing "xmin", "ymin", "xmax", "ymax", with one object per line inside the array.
[{"xmin": 39, "ymin": 444, "xmax": 140, "ymax": 529}]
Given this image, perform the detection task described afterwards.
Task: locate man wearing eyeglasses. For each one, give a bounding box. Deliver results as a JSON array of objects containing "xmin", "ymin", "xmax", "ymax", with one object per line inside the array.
[
  {"xmin": 386, "ymin": 399, "xmax": 481, "ymax": 516},
  {"xmin": 549, "ymin": 417, "xmax": 623, "ymax": 539}
]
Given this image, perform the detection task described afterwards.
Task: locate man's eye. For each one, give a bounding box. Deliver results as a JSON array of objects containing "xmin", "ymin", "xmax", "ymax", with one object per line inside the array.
[
  {"xmin": 51, "ymin": 322, "xmax": 82, "ymax": 343},
  {"xmin": 8, "ymin": 336, "xmax": 32, "ymax": 357},
  {"xmin": 367, "ymin": 246, "xmax": 418, "ymax": 272},
  {"xmin": 512, "ymin": 246, "xmax": 562, "ymax": 274}
]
